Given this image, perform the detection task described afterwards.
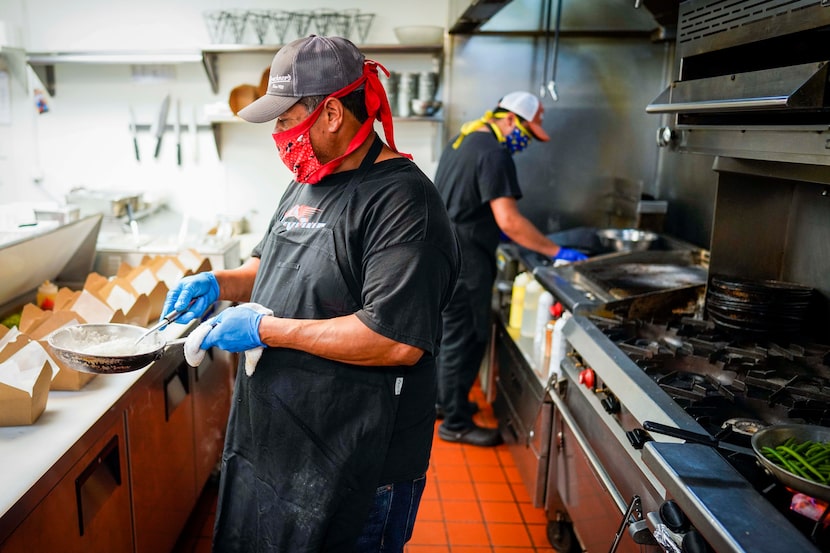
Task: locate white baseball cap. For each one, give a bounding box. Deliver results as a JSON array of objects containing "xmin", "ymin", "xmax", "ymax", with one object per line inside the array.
[{"xmin": 497, "ymin": 91, "xmax": 550, "ymax": 142}]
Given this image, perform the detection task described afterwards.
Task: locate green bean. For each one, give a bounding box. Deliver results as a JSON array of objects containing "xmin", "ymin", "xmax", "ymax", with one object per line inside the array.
[
  {"xmin": 763, "ymin": 447, "xmax": 809, "ymax": 479},
  {"xmin": 778, "ymin": 446, "xmax": 828, "ymax": 483},
  {"xmin": 793, "ymin": 442, "xmax": 812, "ymax": 454},
  {"xmin": 760, "ymin": 438, "xmax": 830, "ymax": 485},
  {"xmin": 806, "ymin": 450, "xmax": 830, "ymax": 464}
]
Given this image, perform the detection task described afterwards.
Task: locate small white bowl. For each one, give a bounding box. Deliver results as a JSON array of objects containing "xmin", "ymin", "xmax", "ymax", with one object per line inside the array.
[{"xmin": 394, "ymin": 25, "xmax": 444, "ymax": 46}]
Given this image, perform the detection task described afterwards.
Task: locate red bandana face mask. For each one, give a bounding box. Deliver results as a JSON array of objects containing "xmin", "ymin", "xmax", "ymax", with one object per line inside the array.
[{"xmin": 272, "ymin": 61, "xmax": 411, "ymax": 184}]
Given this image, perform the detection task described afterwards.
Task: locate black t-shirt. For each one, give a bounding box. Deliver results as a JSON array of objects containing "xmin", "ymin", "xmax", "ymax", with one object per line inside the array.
[
  {"xmin": 433, "ymin": 129, "xmax": 522, "ymax": 289},
  {"xmin": 251, "ymin": 157, "xmax": 460, "ymax": 483}
]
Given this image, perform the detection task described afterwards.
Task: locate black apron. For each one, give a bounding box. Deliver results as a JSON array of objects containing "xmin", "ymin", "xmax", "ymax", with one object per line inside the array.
[{"xmin": 213, "ymin": 138, "xmax": 402, "ymax": 552}]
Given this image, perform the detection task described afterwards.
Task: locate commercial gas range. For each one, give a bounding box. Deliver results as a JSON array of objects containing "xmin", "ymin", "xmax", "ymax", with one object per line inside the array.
[
  {"xmin": 559, "ymin": 310, "xmax": 829, "ymax": 553},
  {"xmin": 493, "ymin": 231, "xmax": 829, "ymax": 552}
]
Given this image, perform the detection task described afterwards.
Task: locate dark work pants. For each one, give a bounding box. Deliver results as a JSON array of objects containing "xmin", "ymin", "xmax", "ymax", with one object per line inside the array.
[
  {"xmin": 437, "ymin": 284, "xmax": 489, "ymax": 430},
  {"xmin": 353, "ymin": 475, "xmax": 427, "ymax": 552}
]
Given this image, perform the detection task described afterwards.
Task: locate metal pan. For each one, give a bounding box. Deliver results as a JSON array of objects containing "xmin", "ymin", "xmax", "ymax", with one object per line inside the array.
[
  {"xmin": 642, "ymin": 420, "xmax": 755, "ymax": 457},
  {"xmin": 47, "ymin": 323, "xmax": 186, "ymax": 374},
  {"xmin": 751, "ymin": 423, "xmax": 830, "ymax": 503},
  {"xmin": 645, "ymin": 421, "xmax": 830, "ymax": 502}
]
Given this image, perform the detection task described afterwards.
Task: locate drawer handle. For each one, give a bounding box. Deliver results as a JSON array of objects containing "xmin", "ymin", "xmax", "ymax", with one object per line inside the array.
[
  {"xmin": 164, "ymin": 363, "xmax": 190, "ymax": 421},
  {"xmin": 75, "ymin": 436, "xmax": 121, "ymax": 536}
]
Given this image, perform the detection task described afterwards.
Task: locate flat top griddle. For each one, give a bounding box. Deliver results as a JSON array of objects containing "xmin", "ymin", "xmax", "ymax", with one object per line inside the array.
[
  {"xmin": 576, "ymin": 262, "xmax": 708, "ymax": 299},
  {"xmin": 536, "ymin": 249, "xmax": 710, "ymax": 318}
]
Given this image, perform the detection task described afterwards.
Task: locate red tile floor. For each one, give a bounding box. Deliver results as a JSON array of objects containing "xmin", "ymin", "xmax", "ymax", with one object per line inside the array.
[{"xmin": 173, "ymin": 385, "xmax": 556, "ymax": 553}]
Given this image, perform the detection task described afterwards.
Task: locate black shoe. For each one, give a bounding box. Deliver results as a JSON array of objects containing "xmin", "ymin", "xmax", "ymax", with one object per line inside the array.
[
  {"xmin": 435, "ymin": 401, "xmax": 479, "ymax": 420},
  {"xmin": 438, "ymin": 424, "xmax": 503, "ymax": 447}
]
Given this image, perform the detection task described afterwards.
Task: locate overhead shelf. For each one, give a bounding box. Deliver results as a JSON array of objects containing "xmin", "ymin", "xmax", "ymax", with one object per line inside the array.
[
  {"xmin": 0, "ymin": 46, "xmax": 28, "ymax": 89},
  {"xmin": 24, "ymin": 44, "xmax": 445, "ymax": 159},
  {"xmin": 26, "ymin": 43, "xmax": 444, "ymax": 96}
]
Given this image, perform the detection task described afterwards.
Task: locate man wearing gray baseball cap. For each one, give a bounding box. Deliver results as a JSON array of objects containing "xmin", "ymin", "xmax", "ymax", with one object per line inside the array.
[{"xmin": 162, "ymin": 35, "xmax": 460, "ymax": 552}]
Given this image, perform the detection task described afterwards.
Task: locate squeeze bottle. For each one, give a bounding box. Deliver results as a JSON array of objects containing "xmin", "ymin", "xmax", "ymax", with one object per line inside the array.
[
  {"xmin": 508, "ymin": 272, "xmax": 530, "ymax": 330},
  {"xmin": 549, "ymin": 310, "xmax": 572, "ymax": 379},
  {"xmin": 520, "ymin": 279, "xmax": 543, "ymax": 337},
  {"xmin": 533, "ymin": 291, "xmax": 554, "ymax": 367},
  {"xmin": 37, "ymin": 280, "xmax": 58, "ymax": 310}
]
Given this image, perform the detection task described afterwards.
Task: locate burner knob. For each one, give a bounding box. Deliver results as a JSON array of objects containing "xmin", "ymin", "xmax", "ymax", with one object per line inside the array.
[
  {"xmin": 681, "ymin": 529, "xmax": 711, "ymax": 553},
  {"xmin": 601, "ymin": 395, "xmax": 620, "ymax": 414},
  {"xmin": 578, "ymin": 368, "xmax": 595, "ymax": 389},
  {"xmin": 659, "ymin": 499, "xmax": 690, "ymax": 534},
  {"xmin": 626, "ymin": 428, "xmax": 652, "ymax": 450}
]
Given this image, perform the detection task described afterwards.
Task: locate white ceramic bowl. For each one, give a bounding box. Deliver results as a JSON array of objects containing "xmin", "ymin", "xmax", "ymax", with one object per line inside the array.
[{"xmin": 394, "ymin": 25, "xmax": 444, "ymax": 46}]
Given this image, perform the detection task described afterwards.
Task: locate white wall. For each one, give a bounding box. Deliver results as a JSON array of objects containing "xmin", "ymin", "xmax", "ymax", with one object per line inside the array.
[{"xmin": 0, "ymin": 0, "xmax": 449, "ymax": 237}]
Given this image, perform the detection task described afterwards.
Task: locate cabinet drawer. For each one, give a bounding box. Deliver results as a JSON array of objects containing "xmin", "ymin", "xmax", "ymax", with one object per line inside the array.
[
  {"xmin": 0, "ymin": 419, "xmax": 131, "ymax": 553},
  {"xmin": 127, "ymin": 350, "xmax": 196, "ymax": 553}
]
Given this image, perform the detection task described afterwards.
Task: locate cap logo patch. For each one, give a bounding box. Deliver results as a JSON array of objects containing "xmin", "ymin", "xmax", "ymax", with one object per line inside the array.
[{"xmin": 269, "ymin": 74, "xmax": 291, "ymax": 91}]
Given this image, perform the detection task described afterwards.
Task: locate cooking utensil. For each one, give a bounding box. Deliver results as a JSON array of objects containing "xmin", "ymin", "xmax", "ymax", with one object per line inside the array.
[
  {"xmin": 47, "ymin": 323, "xmax": 187, "ymax": 374},
  {"xmin": 151, "ymin": 94, "xmax": 171, "ymax": 159},
  {"xmin": 597, "ymin": 228, "xmax": 659, "ymax": 252},
  {"xmin": 128, "ymin": 106, "xmax": 140, "ymax": 161},
  {"xmin": 540, "ymin": 0, "xmax": 563, "ymax": 101},
  {"xmin": 751, "ymin": 423, "xmax": 830, "ymax": 503},
  {"xmin": 706, "ymin": 275, "xmax": 814, "ymax": 335},
  {"xmin": 229, "ymin": 84, "xmax": 259, "ymax": 115},
  {"xmin": 174, "ymin": 98, "xmax": 182, "ymax": 166},
  {"xmin": 190, "ymin": 106, "xmax": 199, "ymax": 163},
  {"xmin": 646, "ymin": 420, "xmax": 830, "ymax": 502},
  {"xmin": 643, "ymin": 420, "xmax": 755, "ymax": 457},
  {"xmin": 134, "ymin": 303, "xmax": 191, "ymax": 345}
]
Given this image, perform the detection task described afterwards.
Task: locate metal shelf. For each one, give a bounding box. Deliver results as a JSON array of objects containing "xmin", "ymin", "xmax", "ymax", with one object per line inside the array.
[
  {"xmin": 0, "ymin": 46, "xmax": 29, "ymax": 90},
  {"xmin": 24, "ymin": 44, "xmax": 444, "ymax": 158},
  {"xmin": 26, "ymin": 43, "xmax": 444, "ymax": 96}
]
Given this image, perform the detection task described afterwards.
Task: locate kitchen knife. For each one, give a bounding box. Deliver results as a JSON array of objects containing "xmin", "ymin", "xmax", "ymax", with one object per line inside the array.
[
  {"xmin": 151, "ymin": 93, "xmax": 171, "ymax": 159},
  {"xmin": 174, "ymin": 98, "xmax": 182, "ymax": 166},
  {"xmin": 190, "ymin": 106, "xmax": 199, "ymax": 163},
  {"xmin": 128, "ymin": 106, "xmax": 140, "ymax": 161}
]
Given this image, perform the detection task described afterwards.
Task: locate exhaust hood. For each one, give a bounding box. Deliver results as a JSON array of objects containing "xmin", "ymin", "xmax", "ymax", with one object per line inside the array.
[
  {"xmin": 647, "ymin": 0, "xmax": 830, "ymax": 164},
  {"xmin": 449, "ymin": 0, "xmax": 514, "ymax": 34},
  {"xmin": 647, "ymin": 61, "xmax": 829, "ymax": 118}
]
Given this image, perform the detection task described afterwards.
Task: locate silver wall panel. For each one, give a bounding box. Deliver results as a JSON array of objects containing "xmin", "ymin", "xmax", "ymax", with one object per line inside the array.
[
  {"xmin": 445, "ymin": 34, "xmax": 670, "ymax": 232},
  {"xmin": 444, "ymin": 0, "xmax": 719, "ymax": 248}
]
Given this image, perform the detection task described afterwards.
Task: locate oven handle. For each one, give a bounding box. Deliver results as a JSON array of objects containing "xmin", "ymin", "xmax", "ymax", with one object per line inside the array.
[{"xmin": 548, "ymin": 364, "xmax": 627, "ymax": 513}]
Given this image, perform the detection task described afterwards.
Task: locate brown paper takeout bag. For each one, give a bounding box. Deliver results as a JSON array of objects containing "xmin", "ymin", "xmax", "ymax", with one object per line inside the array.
[{"xmin": 0, "ymin": 335, "xmax": 52, "ymax": 425}]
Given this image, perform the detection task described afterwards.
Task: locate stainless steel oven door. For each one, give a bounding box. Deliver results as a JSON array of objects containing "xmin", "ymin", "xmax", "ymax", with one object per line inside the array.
[{"xmin": 549, "ymin": 358, "xmax": 663, "ymax": 553}]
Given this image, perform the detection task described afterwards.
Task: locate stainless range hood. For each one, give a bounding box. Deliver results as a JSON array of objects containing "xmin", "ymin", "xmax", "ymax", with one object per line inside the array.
[
  {"xmin": 449, "ymin": 0, "xmax": 513, "ymax": 34},
  {"xmin": 648, "ymin": 0, "xmax": 830, "ymax": 165},
  {"xmin": 647, "ymin": 61, "xmax": 830, "ymax": 116}
]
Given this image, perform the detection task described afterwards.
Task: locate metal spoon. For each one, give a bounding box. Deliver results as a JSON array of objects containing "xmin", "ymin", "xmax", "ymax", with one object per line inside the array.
[{"xmin": 134, "ymin": 306, "xmax": 189, "ymax": 345}]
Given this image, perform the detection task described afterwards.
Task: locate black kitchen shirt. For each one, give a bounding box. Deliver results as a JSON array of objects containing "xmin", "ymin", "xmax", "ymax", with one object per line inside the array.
[
  {"xmin": 433, "ymin": 129, "xmax": 522, "ymax": 289},
  {"xmin": 251, "ymin": 156, "xmax": 460, "ymax": 484}
]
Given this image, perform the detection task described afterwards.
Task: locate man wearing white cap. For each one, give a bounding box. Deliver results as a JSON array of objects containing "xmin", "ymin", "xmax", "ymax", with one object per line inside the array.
[
  {"xmin": 433, "ymin": 91, "xmax": 586, "ymax": 447},
  {"xmin": 162, "ymin": 35, "xmax": 460, "ymax": 551}
]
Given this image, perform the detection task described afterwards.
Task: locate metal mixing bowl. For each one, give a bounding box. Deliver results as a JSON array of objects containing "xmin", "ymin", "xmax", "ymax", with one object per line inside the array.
[{"xmin": 596, "ymin": 228, "xmax": 659, "ymax": 252}]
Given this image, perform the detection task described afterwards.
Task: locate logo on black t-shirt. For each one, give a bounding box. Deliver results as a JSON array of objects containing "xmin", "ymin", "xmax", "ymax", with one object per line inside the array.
[{"xmin": 281, "ymin": 204, "xmax": 326, "ymax": 229}]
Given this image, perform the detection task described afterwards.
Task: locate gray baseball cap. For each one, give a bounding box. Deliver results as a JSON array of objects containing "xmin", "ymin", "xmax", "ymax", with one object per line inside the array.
[{"xmin": 238, "ymin": 35, "xmax": 365, "ymax": 123}]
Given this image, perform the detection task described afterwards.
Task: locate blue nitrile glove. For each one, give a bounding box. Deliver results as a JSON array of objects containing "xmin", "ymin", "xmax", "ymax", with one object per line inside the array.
[
  {"xmin": 161, "ymin": 272, "xmax": 220, "ymax": 325},
  {"xmin": 552, "ymin": 247, "xmax": 588, "ymax": 263},
  {"xmin": 200, "ymin": 305, "xmax": 266, "ymax": 353}
]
